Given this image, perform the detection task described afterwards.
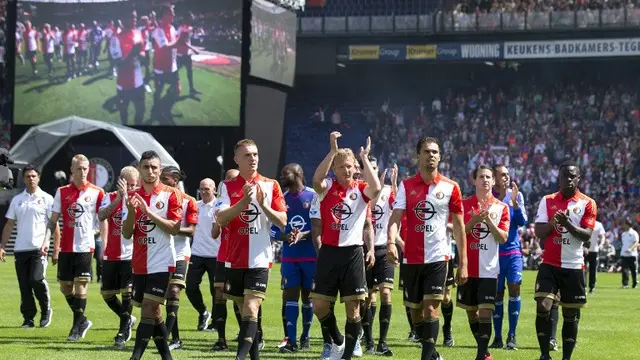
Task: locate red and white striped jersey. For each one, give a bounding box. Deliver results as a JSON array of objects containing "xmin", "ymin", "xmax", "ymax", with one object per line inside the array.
[
  {"xmin": 64, "ymin": 30, "xmax": 76, "ymax": 55},
  {"xmin": 217, "ymin": 227, "xmax": 229, "ymax": 262},
  {"xmin": 100, "ymin": 192, "xmax": 132, "ymax": 261},
  {"xmin": 372, "ymin": 185, "xmax": 395, "ymax": 246},
  {"xmin": 53, "ymin": 183, "xmax": 105, "ymax": 253},
  {"xmin": 393, "ymin": 173, "xmax": 463, "ymax": 264},
  {"xmin": 215, "ymin": 174, "xmax": 286, "ymax": 269},
  {"xmin": 78, "ymin": 29, "xmax": 88, "ymax": 50},
  {"xmin": 139, "ymin": 26, "xmax": 153, "ymax": 51},
  {"xmin": 463, "ymin": 195, "xmax": 510, "ymax": 278},
  {"xmin": 24, "ymin": 29, "xmax": 38, "ymax": 52},
  {"xmin": 319, "ymin": 178, "xmax": 371, "ymax": 247},
  {"xmin": 191, "ymin": 199, "xmax": 219, "ymax": 258},
  {"xmin": 176, "ymin": 24, "xmax": 192, "ymax": 56},
  {"xmin": 535, "ymin": 191, "xmax": 597, "ymax": 270},
  {"xmin": 130, "ymin": 184, "xmax": 182, "ymax": 274},
  {"xmin": 42, "ymin": 32, "xmax": 55, "ymax": 54},
  {"xmin": 109, "ymin": 29, "xmax": 144, "ymax": 91},
  {"xmin": 152, "ymin": 24, "xmax": 178, "ymax": 74},
  {"xmin": 174, "ymin": 193, "xmax": 198, "ymax": 261}
]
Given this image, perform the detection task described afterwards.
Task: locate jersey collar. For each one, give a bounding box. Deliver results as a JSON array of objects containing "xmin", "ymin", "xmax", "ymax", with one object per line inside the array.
[
  {"xmin": 413, "ymin": 171, "xmax": 442, "ymax": 186},
  {"xmin": 559, "ymin": 189, "xmax": 581, "ymax": 202},
  {"xmin": 72, "ymin": 181, "xmax": 91, "ymax": 192}
]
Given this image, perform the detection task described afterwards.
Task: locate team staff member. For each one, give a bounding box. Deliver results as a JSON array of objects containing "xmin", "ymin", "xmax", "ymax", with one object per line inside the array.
[
  {"xmin": 458, "ymin": 165, "xmax": 510, "ymax": 360},
  {"xmin": 160, "ymin": 166, "xmax": 198, "ymax": 350},
  {"xmin": 311, "ymin": 132, "xmax": 381, "ymax": 360},
  {"xmin": 97, "ymin": 166, "xmax": 140, "ymax": 348},
  {"xmin": 585, "ymin": 218, "xmax": 605, "ymax": 293},
  {"xmin": 620, "ymin": 218, "xmax": 638, "ymax": 289},
  {"xmin": 387, "ymin": 137, "xmax": 468, "ymax": 360},
  {"xmin": 215, "ymin": 139, "xmax": 287, "ymax": 360},
  {"xmin": 534, "ymin": 160, "xmax": 597, "ymax": 360},
  {"xmin": 1, "ymin": 165, "xmax": 59, "ymax": 328},
  {"xmin": 123, "ymin": 150, "xmax": 183, "ymax": 360},
  {"xmin": 45, "ymin": 154, "xmax": 106, "ymax": 342}
]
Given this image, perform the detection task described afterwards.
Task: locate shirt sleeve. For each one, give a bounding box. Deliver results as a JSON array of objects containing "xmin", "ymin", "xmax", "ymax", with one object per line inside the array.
[
  {"xmin": 152, "ymin": 27, "xmax": 168, "ymax": 48},
  {"xmin": 309, "ymin": 192, "xmax": 321, "ymax": 220},
  {"xmin": 186, "ymin": 197, "xmax": 199, "ymax": 225},
  {"xmin": 388, "ymin": 190, "xmax": 396, "ymax": 209},
  {"xmin": 393, "ymin": 181, "xmax": 406, "ymax": 210},
  {"xmin": 5, "ymin": 197, "xmax": 17, "ymax": 220},
  {"xmin": 167, "ymin": 190, "xmax": 183, "ymax": 222},
  {"xmin": 517, "ymin": 191, "xmax": 528, "ymax": 222},
  {"xmin": 46, "ymin": 194, "xmax": 54, "ymax": 219},
  {"xmin": 95, "ymin": 189, "xmax": 106, "ymax": 214},
  {"xmin": 52, "ymin": 188, "xmax": 61, "ymax": 214},
  {"xmin": 214, "ymin": 182, "xmax": 231, "ymax": 214},
  {"xmin": 270, "ymin": 181, "xmax": 287, "ymax": 212},
  {"xmin": 498, "ymin": 204, "xmax": 511, "ymax": 232},
  {"xmin": 270, "ymin": 224, "xmax": 282, "ymax": 240},
  {"xmin": 535, "ymin": 197, "xmax": 549, "ymax": 223},
  {"xmin": 580, "ymin": 199, "xmax": 597, "ymax": 230},
  {"xmin": 358, "ymin": 181, "xmax": 370, "ymax": 203},
  {"xmin": 449, "ymin": 183, "xmax": 463, "ymax": 215},
  {"xmin": 109, "ymin": 35, "xmax": 122, "ymax": 59},
  {"xmin": 100, "ymin": 193, "xmax": 112, "ymax": 210}
]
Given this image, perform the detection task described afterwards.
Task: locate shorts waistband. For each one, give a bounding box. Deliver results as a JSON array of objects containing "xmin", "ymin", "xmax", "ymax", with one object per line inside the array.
[{"xmin": 374, "ymin": 245, "xmax": 388, "ymax": 250}]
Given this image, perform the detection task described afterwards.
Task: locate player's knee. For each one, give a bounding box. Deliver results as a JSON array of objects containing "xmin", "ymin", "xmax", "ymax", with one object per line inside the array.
[
  {"xmin": 466, "ymin": 310, "xmax": 479, "ymax": 321},
  {"xmin": 300, "ymin": 288, "xmax": 311, "ymax": 301},
  {"xmin": 380, "ymin": 288, "xmax": 392, "ymax": 304},
  {"xmin": 562, "ymin": 308, "xmax": 579, "ymax": 321},
  {"xmin": 214, "ymin": 288, "xmax": 225, "ymax": 301},
  {"xmin": 242, "ymin": 298, "xmax": 261, "ymax": 317},
  {"xmin": 345, "ymin": 300, "xmax": 360, "ymax": 319},
  {"xmin": 442, "ymin": 291, "xmax": 452, "ymax": 305},
  {"xmin": 60, "ymin": 284, "xmax": 73, "ymax": 296},
  {"xmin": 167, "ymin": 285, "xmax": 181, "ymax": 299},
  {"xmin": 410, "ymin": 308, "xmax": 423, "ymax": 323},
  {"xmin": 102, "ymin": 293, "xmax": 114, "ymax": 301},
  {"xmin": 536, "ymin": 298, "xmax": 553, "ymax": 313},
  {"xmin": 283, "ymin": 287, "xmax": 300, "ymax": 301},
  {"xmin": 508, "ymin": 283, "xmax": 521, "ymax": 297},
  {"xmin": 495, "ymin": 291, "xmax": 505, "ymax": 302},
  {"xmin": 478, "ymin": 308, "xmax": 493, "ymax": 321},
  {"xmin": 313, "ymin": 299, "xmax": 331, "ymax": 317},
  {"xmin": 141, "ymin": 299, "xmax": 160, "ymax": 318},
  {"xmin": 73, "ymin": 281, "xmax": 88, "ymax": 295}
]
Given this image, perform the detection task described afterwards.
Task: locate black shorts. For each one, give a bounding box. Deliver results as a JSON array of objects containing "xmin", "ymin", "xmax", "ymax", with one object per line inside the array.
[
  {"xmin": 398, "ymin": 249, "xmax": 405, "ymax": 289},
  {"xmin": 169, "ymin": 260, "xmax": 189, "ymax": 288},
  {"xmin": 456, "ymin": 277, "xmax": 497, "ymax": 311},
  {"xmin": 186, "ymin": 256, "xmax": 217, "ymax": 290},
  {"xmin": 177, "ymin": 54, "xmax": 192, "ymax": 69},
  {"xmin": 446, "ymin": 258, "xmax": 456, "ymax": 288},
  {"xmin": 57, "ymin": 252, "xmax": 93, "ymax": 283},
  {"xmin": 534, "ymin": 263, "xmax": 587, "ymax": 308},
  {"xmin": 118, "ymin": 86, "xmax": 145, "ymax": 103},
  {"xmin": 224, "ymin": 267, "xmax": 269, "ymax": 302},
  {"xmin": 366, "ymin": 246, "xmax": 395, "ymax": 290},
  {"xmin": 64, "ymin": 53, "xmax": 75, "ymax": 61},
  {"xmin": 154, "ymin": 70, "xmax": 179, "ymax": 88},
  {"xmin": 311, "ymin": 245, "xmax": 367, "ymax": 303},
  {"xmin": 215, "ymin": 261, "xmax": 226, "ymax": 287},
  {"xmin": 27, "ymin": 50, "xmax": 37, "ymax": 60},
  {"xmin": 101, "ymin": 260, "xmax": 133, "ymax": 295},
  {"xmin": 402, "ymin": 261, "xmax": 448, "ymax": 308},
  {"xmin": 132, "ymin": 272, "xmax": 171, "ymax": 306}
]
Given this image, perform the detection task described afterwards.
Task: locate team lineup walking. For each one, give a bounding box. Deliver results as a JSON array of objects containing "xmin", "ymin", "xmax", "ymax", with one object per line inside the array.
[{"xmin": 1, "ymin": 133, "xmax": 603, "ymax": 360}]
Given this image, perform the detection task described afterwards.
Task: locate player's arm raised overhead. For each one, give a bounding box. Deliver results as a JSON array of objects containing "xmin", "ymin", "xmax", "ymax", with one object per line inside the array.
[
  {"xmin": 386, "ymin": 181, "xmax": 406, "ymax": 265},
  {"xmin": 359, "ymin": 136, "xmax": 382, "ymax": 200},
  {"xmin": 312, "ymin": 131, "xmax": 341, "ymax": 194}
]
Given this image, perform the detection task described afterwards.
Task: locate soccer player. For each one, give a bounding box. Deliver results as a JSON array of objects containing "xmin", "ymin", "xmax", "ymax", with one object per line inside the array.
[
  {"xmin": 585, "ymin": 217, "xmax": 605, "ymax": 293},
  {"xmin": 97, "ymin": 166, "xmax": 139, "ymax": 348},
  {"xmin": 440, "ymin": 217, "xmax": 456, "ymax": 348},
  {"xmin": 138, "ymin": 15, "xmax": 154, "ymax": 93},
  {"xmin": 77, "ymin": 23, "xmax": 89, "ymax": 74},
  {"xmin": 89, "ymin": 21, "xmax": 103, "ymax": 70},
  {"xmin": 459, "ymin": 165, "xmax": 510, "ymax": 360},
  {"xmin": 54, "ymin": 26, "xmax": 63, "ymax": 62},
  {"xmin": 533, "ymin": 160, "xmax": 597, "ymax": 360},
  {"xmin": 45, "ymin": 154, "xmax": 107, "ymax": 341},
  {"xmin": 176, "ymin": 12, "xmax": 200, "ymax": 95},
  {"xmin": 63, "ymin": 23, "xmax": 77, "ymax": 81},
  {"xmin": 215, "ymin": 139, "xmax": 287, "ymax": 360},
  {"xmin": 387, "ymin": 137, "xmax": 468, "ymax": 360},
  {"xmin": 23, "ymin": 20, "xmax": 39, "ymax": 76},
  {"xmin": 490, "ymin": 164, "xmax": 528, "ymax": 350},
  {"xmin": 123, "ymin": 150, "xmax": 183, "ymax": 360},
  {"xmin": 160, "ymin": 166, "xmax": 199, "ymax": 350},
  {"xmin": 110, "ymin": 10, "xmax": 146, "ymax": 126},
  {"xmin": 271, "ymin": 163, "xmax": 316, "ymax": 353},
  {"xmin": 41, "ymin": 24, "xmax": 56, "ymax": 78},
  {"xmin": 311, "ymin": 132, "xmax": 381, "ymax": 360},
  {"xmin": 362, "ymin": 161, "xmax": 397, "ymax": 356},
  {"xmin": 619, "ymin": 217, "xmax": 638, "ymax": 289},
  {"xmin": 1, "ymin": 165, "xmax": 59, "ymax": 328}
]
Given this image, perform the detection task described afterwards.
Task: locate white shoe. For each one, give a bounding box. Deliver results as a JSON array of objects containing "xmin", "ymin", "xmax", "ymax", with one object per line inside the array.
[
  {"xmin": 329, "ymin": 341, "xmax": 345, "ymax": 360},
  {"xmin": 352, "ymin": 339, "xmax": 363, "ymax": 357},
  {"xmin": 277, "ymin": 337, "xmax": 288, "ymax": 348}
]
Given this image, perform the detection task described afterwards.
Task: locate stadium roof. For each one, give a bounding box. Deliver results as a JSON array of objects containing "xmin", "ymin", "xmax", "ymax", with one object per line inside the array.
[{"xmin": 9, "ymin": 116, "xmax": 179, "ymax": 169}]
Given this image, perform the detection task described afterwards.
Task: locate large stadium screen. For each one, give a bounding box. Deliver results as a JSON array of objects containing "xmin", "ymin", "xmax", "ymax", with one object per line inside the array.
[
  {"xmin": 14, "ymin": 0, "xmax": 242, "ymax": 126},
  {"xmin": 250, "ymin": 0, "xmax": 296, "ymax": 86}
]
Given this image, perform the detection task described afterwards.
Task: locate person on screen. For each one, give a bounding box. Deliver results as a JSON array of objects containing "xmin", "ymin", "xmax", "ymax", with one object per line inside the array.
[
  {"xmin": 54, "ymin": 26, "xmax": 63, "ymax": 63},
  {"xmin": 63, "ymin": 23, "xmax": 77, "ymax": 82},
  {"xmin": 103, "ymin": 20, "xmax": 118, "ymax": 78},
  {"xmin": 89, "ymin": 21, "xmax": 103, "ymax": 72},
  {"xmin": 177, "ymin": 12, "xmax": 200, "ymax": 96},
  {"xmin": 16, "ymin": 27, "xmax": 25, "ymax": 65},
  {"xmin": 77, "ymin": 23, "xmax": 89, "ymax": 75},
  {"xmin": 41, "ymin": 23, "xmax": 55, "ymax": 79},
  {"xmin": 138, "ymin": 15, "xmax": 154, "ymax": 93},
  {"xmin": 23, "ymin": 20, "xmax": 39, "ymax": 76},
  {"xmin": 109, "ymin": 10, "xmax": 146, "ymax": 126}
]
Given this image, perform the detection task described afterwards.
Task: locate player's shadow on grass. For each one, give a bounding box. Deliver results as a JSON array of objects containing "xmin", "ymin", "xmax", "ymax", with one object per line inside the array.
[
  {"xmin": 83, "ymin": 72, "xmax": 112, "ymax": 86},
  {"xmin": 0, "ymin": 337, "xmax": 69, "ymax": 345},
  {"xmin": 23, "ymin": 77, "xmax": 69, "ymax": 94},
  {"xmin": 102, "ymin": 95, "xmax": 119, "ymax": 114}
]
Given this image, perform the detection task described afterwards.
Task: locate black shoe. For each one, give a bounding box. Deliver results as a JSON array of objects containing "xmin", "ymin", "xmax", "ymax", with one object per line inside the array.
[
  {"xmin": 407, "ymin": 330, "xmax": 418, "ymax": 342},
  {"xmin": 506, "ymin": 333, "xmax": 517, "ymax": 350},
  {"xmin": 123, "ymin": 315, "xmax": 136, "ymax": 342},
  {"xmin": 539, "ymin": 356, "xmax": 552, "ymax": 360},
  {"xmin": 549, "ymin": 338, "xmax": 558, "ymax": 351},
  {"xmin": 365, "ymin": 342, "xmax": 375, "ymax": 355},
  {"xmin": 299, "ymin": 336, "xmax": 311, "ymax": 350},
  {"xmin": 211, "ymin": 340, "xmax": 229, "ymax": 352},
  {"xmin": 588, "ymin": 288, "xmax": 594, "ymax": 294},
  {"xmin": 376, "ymin": 342, "xmax": 394, "ymax": 356},
  {"xmin": 21, "ymin": 319, "xmax": 35, "ymax": 328},
  {"xmin": 69, "ymin": 319, "xmax": 92, "ymax": 342},
  {"xmin": 431, "ymin": 350, "xmax": 444, "ymax": 360},
  {"xmin": 40, "ymin": 308, "xmax": 53, "ymax": 328},
  {"xmin": 489, "ymin": 337, "xmax": 503, "ymax": 349},
  {"xmin": 442, "ymin": 329, "xmax": 454, "ymax": 347},
  {"xmin": 198, "ymin": 311, "xmax": 211, "ymax": 331},
  {"xmin": 168, "ymin": 339, "xmax": 183, "ymax": 350},
  {"xmin": 114, "ymin": 333, "xmax": 126, "ymax": 349},
  {"xmin": 205, "ymin": 321, "xmax": 216, "ymax": 332},
  {"xmin": 279, "ymin": 341, "xmax": 299, "ymax": 353}
]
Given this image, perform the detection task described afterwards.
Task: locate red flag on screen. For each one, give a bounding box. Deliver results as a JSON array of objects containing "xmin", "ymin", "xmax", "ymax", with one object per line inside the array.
[{"xmin": 306, "ymin": 0, "xmax": 326, "ymax": 7}]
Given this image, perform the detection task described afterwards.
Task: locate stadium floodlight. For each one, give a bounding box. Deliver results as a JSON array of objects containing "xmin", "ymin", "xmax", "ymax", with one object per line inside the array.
[{"xmin": 264, "ymin": 0, "xmax": 306, "ymax": 11}]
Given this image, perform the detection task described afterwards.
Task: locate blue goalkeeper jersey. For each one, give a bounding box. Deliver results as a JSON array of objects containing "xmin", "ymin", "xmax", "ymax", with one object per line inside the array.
[{"xmin": 270, "ymin": 186, "xmax": 317, "ymax": 262}]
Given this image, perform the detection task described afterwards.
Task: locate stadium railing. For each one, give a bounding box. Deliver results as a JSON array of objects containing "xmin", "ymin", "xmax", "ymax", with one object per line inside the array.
[{"xmin": 297, "ymin": 8, "xmax": 640, "ymax": 35}]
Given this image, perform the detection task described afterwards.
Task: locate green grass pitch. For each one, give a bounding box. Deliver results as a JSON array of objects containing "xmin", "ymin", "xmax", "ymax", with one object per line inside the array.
[
  {"xmin": 13, "ymin": 53, "xmax": 241, "ymax": 127},
  {"xmin": 0, "ymin": 260, "xmax": 637, "ymax": 359}
]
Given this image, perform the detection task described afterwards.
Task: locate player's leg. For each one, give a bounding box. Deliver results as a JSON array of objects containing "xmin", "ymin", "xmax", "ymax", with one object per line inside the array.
[
  {"xmin": 64, "ymin": 53, "xmax": 71, "ymax": 78},
  {"xmin": 211, "ymin": 260, "xmax": 229, "ymax": 351},
  {"xmin": 153, "ymin": 72, "xmax": 166, "ymax": 109},
  {"xmin": 402, "ymin": 264, "xmax": 427, "ymax": 354},
  {"xmin": 101, "ymin": 261, "xmax": 124, "ymax": 337},
  {"xmin": 205, "ymin": 259, "xmax": 217, "ymax": 331},
  {"xmin": 133, "ymin": 86, "xmax": 146, "ymax": 126},
  {"xmin": 399, "ymin": 249, "xmax": 417, "ymax": 341},
  {"xmin": 237, "ymin": 268, "xmax": 269, "ymax": 360},
  {"xmin": 630, "ymin": 256, "xmax": 637, "ymax": 288},
  {"xmin": 185, "ymin": 55, "xmax": 196, "ymax": 94},
  {"xmin": 299, "ymin": 262, "xmax": 315, "ymax": 349},
  {"xmin": 31, "ymin": 251, "xmax": 52, "ymax": 327},
  {"xmin": 419, "ymin": 261, "xmax": 447, "ymax": 360},
  {"xmin": 117, "ymin": 261, "xmax": 135, "ymax": 347},
  {"xmin": 375, "ymin": 246, "xmax": 395, "ymax": 355},
  {"xmin": 28, "ymin": 51, "xmax": 37, "ymax": 74},
  {"xmin": 15, "ymin": 252, "xmax": 37, "ymax": 327},
  {"xmin": 185, "ymin": 256, "xmax": 209, "ymax": 329},
  {"xmin": 280, "ymin": 262, "xmax": 301, "ymax": 353},
  {"xmin": 311, "ymin": 246, "xmax": 344, "ymax": 356},
  {"xmin": 549, "ymin": 293, "xmax": 560, "ymax": 351},
  {"xmin": 117, "ymin": 89, "xmax": 130, "ymax": 125},
  {"xmin": 67, "ymin": 253, "xmax": 93, "ymax": 342},
  {"xmin": 44, "ymin": 53, "xmax": 53, "ymax": 78},
  {"xmin": 70, "ymin": 53, "xmax": 76, "ymax": 78},
  {"xmin": 476, "ymin": 279, "xmax": 498, "ymax": 360},
  {"xmin": 491, "ymin": 257, "xmax": 507, "ymax": 348},
  {"xmin": 57, "ymin": 253, "xmax": 76, "ymax": 326},
  {"xmin": 534, "ymin": 264, "xmax": 558, "ymax": 360},
  {"xmin": 131, "ymin": 273, "xmax": 173, "ymax": 360},
  {"xmin": 166, "ymin": 260, "xmax": 188, "ymax": 349},
  {"xmin": 362, "ymin": 265, "xmax": 376, "ymax": 353},
  {"xmin": 441, "ymin": 259, "xmax": 455, "ymax": 347},
  {"xmin": 340, "ymin": 247, "xmax": 369, "ymax": 360},
  {"xmin": 587, "ymin": 252, "xmax": 597, "ymax": 293},
  {"xmin": 558, "ymin": 268, "xmax": 587, "ymax": 360},
  {"xmin": 277, "ymin": 271, "xmax": 288, "ymax": 348},
  {"xmin": 506, "ymin": 254, "xmax": 523, "ymax": 350}
]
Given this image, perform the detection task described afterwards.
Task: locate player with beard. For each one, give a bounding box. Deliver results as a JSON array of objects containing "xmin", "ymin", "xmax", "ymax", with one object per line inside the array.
[
  {"xmin": 159, "ymin": 166, "xmax": 199, "ymax": 350},
  {"xmin": 272, "ymin": 164, "xmax": 317, "ymax": 353},
  {"xmin": 97, "ymin": 166, "xmax": 140, "ymax": 348},
  {"xmin": 123, "ymin": 151, "xmax": 183, "ymax": 360},
  {"xmin": 489, "ymin": 165, "xmax": 527, "ymax": 350},
  {"xmin": 533, "ymin": 160, "xmax": 596, "ymax": 360},
  {"xmin": 311, "ymin": 132, "xmax": 381, "ymax": 360},
  {"xmin": 216, "ymin": 140, "xmax": 287, "ymax": 360},
  {"xmin": 459, "ymin": 165, "xmax": 510, "ymax": 360},
  {"xmin": 387, "ymin": 137, "xmax": 468, "ymax": 360}
]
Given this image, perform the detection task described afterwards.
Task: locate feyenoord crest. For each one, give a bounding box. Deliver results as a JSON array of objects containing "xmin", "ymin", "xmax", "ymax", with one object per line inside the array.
[
  {"xmin": 435, "ymin": 191, "xmax": 444, "ymax": 200},
  {"xmin": 381, "ymin": 195, "xmax": 387, "ymax": 201},
  {"xmin": 84, "ymin": 195, "xmax": 91, "ymax": 202},
  {"xmin": 572, "ymin": 207, "xmax": 582, "ymax": 215},
  {"xmin": 89, "ymin": 157, "xmax": 115, "ymax": 190},
  {"xmin": 349, "ymin": 192, "xmax": 357, "ymax": 201},
  {"xmin": 489, "ymin": 212, "xmax": 498, "ymax": 220},
  {"xmin": 303, "ymin": 201, "xmax": 310, "ymax": 209},
  {"xmin": 156, "ymin": 201, "xmax": 165, "ymax": 209}
]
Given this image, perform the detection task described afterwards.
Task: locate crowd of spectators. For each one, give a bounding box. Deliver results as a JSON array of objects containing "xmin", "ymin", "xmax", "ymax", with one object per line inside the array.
[{"xmin": 0, "ymin": 0, "xmax": 11, "ymax": 150}]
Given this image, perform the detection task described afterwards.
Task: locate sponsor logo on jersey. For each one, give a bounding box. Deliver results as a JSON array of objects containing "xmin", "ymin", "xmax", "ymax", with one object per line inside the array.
[
  {"xmin": 331, "ymin": 202, "xmax": 353, "ymax": 221},
  {"xmin": 414, "ymin": 200, "xmax": 436, "ymax": 221},
  {"xmin": 68, "ymin": 202, "xmax": 85, "ymax": 219}
]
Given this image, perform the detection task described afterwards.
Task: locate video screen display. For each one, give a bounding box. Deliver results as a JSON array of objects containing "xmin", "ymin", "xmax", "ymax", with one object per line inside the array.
[
  {"xmin": 250, "ymin": 0, "xmax": 296, "ymax": 86},
  {"xmin": 14, "ymin": 0, "xmax": 242, "ymax": 126}
]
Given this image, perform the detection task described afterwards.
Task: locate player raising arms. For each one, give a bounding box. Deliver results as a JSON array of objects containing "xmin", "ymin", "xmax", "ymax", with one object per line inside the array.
[
  {"xmin": 123, "ymin": 150, "xmax": 183, "ymax": 360},
  {"xmin": 45, "ymin": 154, "xmax": 107, "ymax": 342},
  {"xmin": 533, "ymin": 160, "xmax": 596, "ymax": 360},
  {"xmin": 458, "ymin": 165, "xmax": 510, "ymax": 360},
  {"xmin": 490, "ymin": 165, "xmax": 528, "ymax": 350},
  {"xmin": 215, "ymin": 139, "xmax": 287, "ymax": 360},
  {"xmin": 271, "ymin": 163, "xmax": 317, "ymax": 353},
  {"xmin": 97, "ymin": 166, "xmax": 140, "ymax": 348},
  {"xmin": 386, "ymin": 137, "xmax": 468, "ymax": 360},
  {"xmin": 160, "ymin": 166, "xmax": 199, "ymax": 351},
  {"xmin": 311, "ymin": 132, "xmax": 381, "ymax": 360}
]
